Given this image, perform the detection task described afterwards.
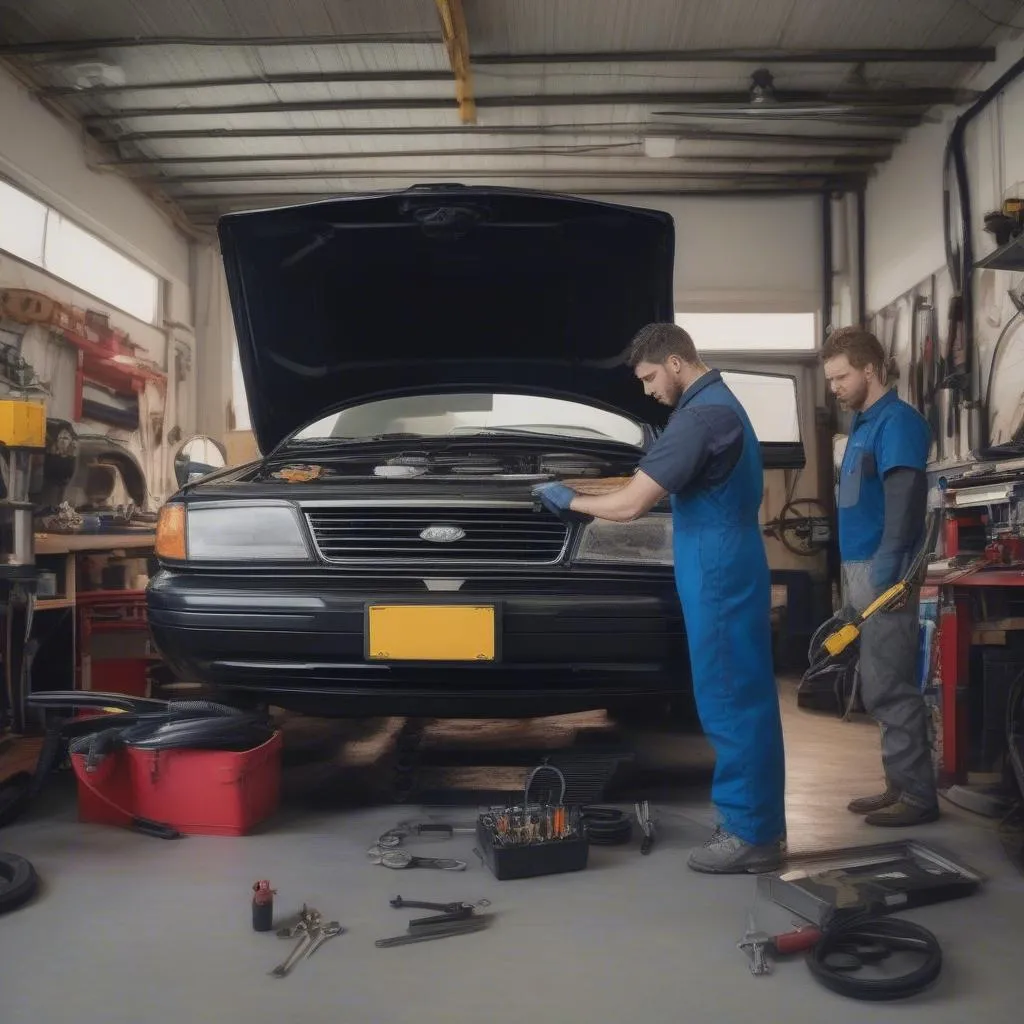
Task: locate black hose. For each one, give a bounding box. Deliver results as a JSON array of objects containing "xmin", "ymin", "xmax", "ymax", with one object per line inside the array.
[
  {"xmin": 943, "ymin": 52, "xmax": 1024, "ymax": 453},
  {"xmin": 808, "ymin": 916, "xmax": 942, "ymax": 1001}
]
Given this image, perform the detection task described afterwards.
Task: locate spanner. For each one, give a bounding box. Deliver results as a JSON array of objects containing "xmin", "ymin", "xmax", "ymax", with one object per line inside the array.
[
  {"xmin": 302, "ymin": 921, "xmax": 345, "ymax": 960},
  {"xmin": 378, "ymin": 822, "xmax": 476, "ymax": 849},
  {"xmin": 389, "ymin": 896, "xmax": 491, "ymax": 912},
  {"xmin": 367, "ymin": 848, "xmax": 467, "ymax": 871},
  {"xmin": 270, "ymin": 928, "xmax": 314, "ymax": 977}
]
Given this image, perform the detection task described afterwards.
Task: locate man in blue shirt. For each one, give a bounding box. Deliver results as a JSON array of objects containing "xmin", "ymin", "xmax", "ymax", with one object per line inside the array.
[
  {"xmin": 534, "ymin": 323, "xmax": 786, "ymax": 873},
  {"xmin": 822, "ymin": 326, "xmax": 938, "ymax": 826}
]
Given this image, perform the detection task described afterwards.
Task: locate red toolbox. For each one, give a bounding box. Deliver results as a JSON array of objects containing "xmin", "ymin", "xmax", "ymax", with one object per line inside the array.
[{"xmin": 71, "ymin": 731, "xmax": 282, "ymax": 836}]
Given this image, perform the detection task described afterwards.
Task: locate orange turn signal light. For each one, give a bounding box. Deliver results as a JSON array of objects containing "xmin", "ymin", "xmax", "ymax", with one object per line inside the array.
[{"xmin": 155, "ymin": 503, "xmax": 187, "ymax": 560}]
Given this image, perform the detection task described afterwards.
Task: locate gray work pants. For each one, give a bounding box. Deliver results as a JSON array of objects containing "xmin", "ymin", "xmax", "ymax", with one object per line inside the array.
[{"xmin": 843, "ymin": 560, "xmax": 937, "ymax": 807}]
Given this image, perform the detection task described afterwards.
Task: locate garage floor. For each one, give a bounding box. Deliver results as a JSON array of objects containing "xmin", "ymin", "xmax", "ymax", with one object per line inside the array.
[{"xmin": 2, "ymin": 683, "xmax": 1022, "ymax": 1024}]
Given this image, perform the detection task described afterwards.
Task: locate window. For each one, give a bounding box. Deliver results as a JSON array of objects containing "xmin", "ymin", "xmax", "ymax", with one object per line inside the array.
[
  {"xmin": 674, "ymin": 312, "xmax": 816, "ymax": 352},
  {"xmin": 295, "ymin": 393, "xmax": 646, "ymax": 447},
  {"xmin": 0, "ymin": 178, "xmax": 160, "ymax": 324},
  {"xmin": 0, "ymin": 181, "xmax": 46, "ymax": 266},
  {"xmin": 721, "ymin": 371, "xmax": 800, "ymax": 443}
]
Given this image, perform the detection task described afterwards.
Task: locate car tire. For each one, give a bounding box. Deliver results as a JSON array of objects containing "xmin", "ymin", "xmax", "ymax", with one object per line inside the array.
[{"xmin": 0, "ymin": 851, "xmax": 39, "ymax": 915}]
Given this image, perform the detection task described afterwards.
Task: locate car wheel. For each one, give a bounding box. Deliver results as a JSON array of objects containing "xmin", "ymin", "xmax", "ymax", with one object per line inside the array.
[{"xmin": 0, "ymin": 851, "xmax": 38, "ymax": 916}]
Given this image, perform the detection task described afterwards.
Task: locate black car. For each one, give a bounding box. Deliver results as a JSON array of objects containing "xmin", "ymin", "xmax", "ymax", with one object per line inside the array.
[{"xmin": 147, "ymin": 186, "xmax": 804, "ymax": 718}]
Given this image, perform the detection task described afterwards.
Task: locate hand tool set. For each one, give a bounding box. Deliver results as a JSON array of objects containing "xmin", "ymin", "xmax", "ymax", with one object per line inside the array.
[{"xmin": 475, "ymin": 763, "xmax": 590, "ymax": 879}]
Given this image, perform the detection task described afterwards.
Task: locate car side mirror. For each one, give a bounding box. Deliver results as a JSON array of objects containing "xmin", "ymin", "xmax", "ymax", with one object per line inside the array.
[{"xmin": 174, "ymin": 435, "xmax": 228, "ymax": 487}]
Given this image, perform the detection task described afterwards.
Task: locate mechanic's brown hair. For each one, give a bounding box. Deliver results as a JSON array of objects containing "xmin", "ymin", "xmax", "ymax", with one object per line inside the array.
[
  {"xmin": 627, "ymin": 323, "xmax": 699, "ymax": 367},
  {"xmin": 821, "ymin": 325, "xmax": 887, "ymax": 376}
]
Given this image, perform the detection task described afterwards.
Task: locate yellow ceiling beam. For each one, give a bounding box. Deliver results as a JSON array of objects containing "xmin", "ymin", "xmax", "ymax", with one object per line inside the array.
[{"xmin": 434, "ymin": 0, "xmax": 477, "ymax": 124}]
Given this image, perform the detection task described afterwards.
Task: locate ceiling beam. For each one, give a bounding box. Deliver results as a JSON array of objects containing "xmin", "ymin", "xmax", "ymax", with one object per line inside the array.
[
  {"xmin": 101, "ymin": 149, "xmax": 886, "ymax": 167},
  {"xmin": 473, "ymin": 47, "xmax": 998, "ymax": 65},
  {"xmin": 153, "ymin": 167, "xmax": 873, "ymax": 186},
  {"xmin": 0, "ymin": 34, "xmax": 439, "ymax": 55},
  {"xmin": 81, "ymin": 87, "xmax": 969, "ymax": 121},
  {"xmin": 0, "ymin": 38, "xmax": 993, "ymax": 63},
  {"xmin": 157, "ymin": 168, "xmax": 864, "ymax": 186},
  {"xmin": 173, "ymin": 183, "xmax": 860, "ymax": 206},
  {"xmin": 97, "ymin": 125, "xmax": 903, "ymax": 147},
  {"xmin": 38, "ymin": 70, "xmax": 453, "ymax": 96},
  {"xmin": 434, "ymin": 0, "xmax": 476, "ymax": 124}
]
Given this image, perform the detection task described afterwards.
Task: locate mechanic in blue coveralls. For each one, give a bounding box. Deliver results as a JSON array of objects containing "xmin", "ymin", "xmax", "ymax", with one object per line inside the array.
[
  {"xmin": 534, "ymin": 323, "xmax": 786, "ymax": 873},
  {"xmin": 822, "ymin": 325, "xmax": 937, "ymax": 827}
]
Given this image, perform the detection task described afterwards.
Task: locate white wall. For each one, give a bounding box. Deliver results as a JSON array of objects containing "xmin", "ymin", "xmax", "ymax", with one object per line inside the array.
[
  {"xmin": 866, "ymin": 43, "xmax": 1024, "ymax": 311},
  {"xmin": 594, "ymin": 194, "xmax": 823, "ymax": 312},
  {"xmin": 0, "ymin": 63, "xmax": 197, "ymax": 503},
  {"xmin": 0, "ymin": 66, "xmax": 191, "ymax": 320},
  {"xmin": 864, "ymin": 39, "xmax": 1024, "ymax": 466}
]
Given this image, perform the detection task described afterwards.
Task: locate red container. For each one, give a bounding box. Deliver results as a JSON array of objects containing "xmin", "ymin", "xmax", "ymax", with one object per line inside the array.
[
  {"xmin": 72, "ymin": 747, "xmax": 134, "ymax": 829},
  {"xmin": 72, "ymin": 731, "xmax": 282, "ymax": 836}
]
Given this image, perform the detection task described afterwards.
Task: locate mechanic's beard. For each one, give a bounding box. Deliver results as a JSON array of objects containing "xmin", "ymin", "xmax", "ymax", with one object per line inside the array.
[
  {"xmin": 661, "ymin": 379, "xmax": 684, "ymax": 406},
  {"xmin": 844, "ymin": 380, "xmax": 870, "ymax": 411}
]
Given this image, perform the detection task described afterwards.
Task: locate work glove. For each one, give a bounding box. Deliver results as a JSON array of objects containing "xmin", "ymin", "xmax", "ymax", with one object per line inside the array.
[{"xmin": 531, "ymin": 482, "xmax": 592, "ymax": 524}]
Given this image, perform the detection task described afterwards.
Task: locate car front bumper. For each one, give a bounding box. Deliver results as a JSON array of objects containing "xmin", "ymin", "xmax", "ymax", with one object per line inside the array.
[{"xmin": 146, "ymin": 570, "xmax": 689, "ymax": 717}]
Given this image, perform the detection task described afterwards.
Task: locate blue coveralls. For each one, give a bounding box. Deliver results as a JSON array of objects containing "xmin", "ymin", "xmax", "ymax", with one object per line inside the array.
[
  {"xmin": 640, "ymin": 371, "xmax": 786, "ymax": 845},
  {"xmin": 837, "ymin": 388, "xmax": 935, "ymax": 806}
]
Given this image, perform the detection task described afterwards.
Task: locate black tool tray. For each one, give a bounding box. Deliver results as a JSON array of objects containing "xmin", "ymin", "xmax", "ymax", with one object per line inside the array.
[
  {"xmin": 475, "ymin": 818, "xmax": 589, "ymax": 880},
  {"xmin": 757, "ymin": 839, "xmax": 984, "ymax": 927}
]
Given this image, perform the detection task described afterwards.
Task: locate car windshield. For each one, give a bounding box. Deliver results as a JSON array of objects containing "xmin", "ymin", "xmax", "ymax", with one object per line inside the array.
[{"xmin": 292, "ymin": 393, "xmax": 646, "ymax": 446}]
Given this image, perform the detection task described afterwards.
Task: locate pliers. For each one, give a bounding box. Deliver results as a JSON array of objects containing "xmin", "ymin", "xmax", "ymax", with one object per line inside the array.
[{"xmin": 635, "ymin": 800, "xmax": 655, "ymax": 855}]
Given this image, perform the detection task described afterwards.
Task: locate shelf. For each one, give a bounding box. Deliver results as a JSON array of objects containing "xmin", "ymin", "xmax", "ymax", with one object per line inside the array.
[
  {"xmin": 975, "ymin": 233, "xmax": 1024, "ymax": 271},
  {"xmin": 34, "ymin": 532, "xmax": 156, "ymax": 555}
]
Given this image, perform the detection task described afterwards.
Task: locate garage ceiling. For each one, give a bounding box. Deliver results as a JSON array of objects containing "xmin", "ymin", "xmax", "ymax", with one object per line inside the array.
[{"xmin": 0, "ymin": 0, "xmax": 1018, "ymax": 233}]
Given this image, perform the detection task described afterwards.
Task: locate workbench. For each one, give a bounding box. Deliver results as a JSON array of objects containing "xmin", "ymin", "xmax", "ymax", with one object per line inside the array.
[
  {"xmin": 928, "ymin": 562, "xmax": 1024, "ymax": 786},
  {"xmin": 29, "ymin": 531, "xmax": 156, "ymax": 694}
]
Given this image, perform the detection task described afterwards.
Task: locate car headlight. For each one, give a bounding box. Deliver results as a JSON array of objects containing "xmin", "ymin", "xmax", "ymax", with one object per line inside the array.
[
  {"xmin": 575, "ymin": 514, "xmax": 673, "ymax": 566},
  {"xmin": 156, "ymin": 501, "xmax": 312, "ymax": 562}
]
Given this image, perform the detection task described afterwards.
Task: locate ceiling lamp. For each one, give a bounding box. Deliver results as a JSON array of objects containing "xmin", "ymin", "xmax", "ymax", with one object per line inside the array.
[{"xmin": 750, "ymin": 68, "xmax": 777, "ymax": 105}]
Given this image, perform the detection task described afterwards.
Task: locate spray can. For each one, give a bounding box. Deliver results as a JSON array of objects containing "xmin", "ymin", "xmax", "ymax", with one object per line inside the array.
[{"xmin": 252, "ymin": 879, "xmax": 276, "ymax": 932}]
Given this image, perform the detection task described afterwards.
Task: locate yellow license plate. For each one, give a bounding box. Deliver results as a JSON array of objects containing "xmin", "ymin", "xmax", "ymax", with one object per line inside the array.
[{"xmin": 367, "ymin": 605, "xmax": 496, "ymax": 662}]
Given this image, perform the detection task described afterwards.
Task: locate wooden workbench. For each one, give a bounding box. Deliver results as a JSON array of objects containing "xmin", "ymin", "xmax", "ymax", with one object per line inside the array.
[
  {"xmin": 32, "ymin": 532, "xmax": 155, "ymax": 613},
  {"xmin": 34, "ymin": 532, "xmax": 156, "ymax": 556}
]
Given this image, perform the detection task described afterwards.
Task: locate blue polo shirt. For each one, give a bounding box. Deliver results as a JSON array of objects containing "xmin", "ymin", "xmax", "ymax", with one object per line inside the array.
[{"xmin": 837, "ymin": 389, "xmax": 931, "ymax": 562}]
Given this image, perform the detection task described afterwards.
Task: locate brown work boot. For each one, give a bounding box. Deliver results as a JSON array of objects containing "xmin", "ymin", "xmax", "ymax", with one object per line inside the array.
[
  {"xmin": 864, "ymin": 800, "xmax": 940, "ymax": 827},
  {"xmin": 847, "ymin": 787, "xmax": 900, "ymax": 815}
]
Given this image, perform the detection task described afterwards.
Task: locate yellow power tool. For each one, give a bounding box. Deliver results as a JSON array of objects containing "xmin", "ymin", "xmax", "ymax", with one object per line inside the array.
[{"xmin": 822, "ymin": 510, "xmax": 940, "ymax": 658}]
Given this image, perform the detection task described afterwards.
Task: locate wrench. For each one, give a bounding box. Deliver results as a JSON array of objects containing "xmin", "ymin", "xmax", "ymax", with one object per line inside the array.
[
  {"xmin": 302, "ymin": 921, "xmax": 345, "ymax": 960},
  {"xmin": 367, "ymin": 848, "xmax": 467, "ymax": 871},
  {"xmin": 389, "ymin": 896, "xmax": 491, "ymax": 912},
  {"xmin": 270, "ymin": 928, "xmax": 314, "ymax": 977},
  {"xmin": 378, "ymin": 822, "xmax": 477, "ymax": 849}
]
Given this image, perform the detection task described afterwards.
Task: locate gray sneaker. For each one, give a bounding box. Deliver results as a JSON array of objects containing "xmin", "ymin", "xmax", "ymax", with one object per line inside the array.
[{"xmin": 687, "ymin": 827, "xmax": 784, "ymax": 874}]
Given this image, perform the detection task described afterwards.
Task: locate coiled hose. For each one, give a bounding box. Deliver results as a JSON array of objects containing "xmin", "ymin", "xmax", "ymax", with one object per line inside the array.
[{"xmin": 808, "ymin": 916, "xmax": 943, "ymax": 1001}]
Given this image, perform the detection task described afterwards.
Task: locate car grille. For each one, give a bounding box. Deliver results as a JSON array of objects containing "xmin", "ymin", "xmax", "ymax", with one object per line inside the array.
[{"xmin": 305, "ymin": 505, "xmax": 570, "ymax": 565}]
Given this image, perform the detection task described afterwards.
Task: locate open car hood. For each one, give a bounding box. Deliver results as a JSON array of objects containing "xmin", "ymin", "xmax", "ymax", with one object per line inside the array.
[{"xmin": 218, "ymin": 186, "xmax": 675, "ymax": 452}]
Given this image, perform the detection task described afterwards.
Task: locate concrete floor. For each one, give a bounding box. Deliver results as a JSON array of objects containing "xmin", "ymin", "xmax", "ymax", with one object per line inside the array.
[{"xmin": 1, "ymin": 684, "xmax": 1023, "ymax": 1024}]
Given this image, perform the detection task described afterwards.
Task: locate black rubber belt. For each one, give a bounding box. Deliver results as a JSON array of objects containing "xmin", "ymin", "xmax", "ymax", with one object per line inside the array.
[{"xmin": 808, "ymin": 916, "xmax": 943, "ymax": 1000}]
